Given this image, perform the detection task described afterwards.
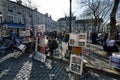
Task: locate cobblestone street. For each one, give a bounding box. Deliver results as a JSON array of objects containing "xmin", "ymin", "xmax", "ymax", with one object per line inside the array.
[
  {"xmin": 0, "ymin": 53, "xmax": 70, "ymax": 80},
  {"xmin": 0, "ymin": 41, "xmax": 120, "ymax": 80}
]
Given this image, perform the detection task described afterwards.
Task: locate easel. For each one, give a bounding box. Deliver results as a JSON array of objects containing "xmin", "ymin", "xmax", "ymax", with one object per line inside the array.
[
  {"xmin": 69, "ymin": 47, "xmax": 83, "ymax": 79},
  {"xmin": 68, "ymin": 33, "xmax": 87, "ymax": 80},
  {"xmin": 34, "ymin": 24, "xmax": 47, "ymax": 62}
]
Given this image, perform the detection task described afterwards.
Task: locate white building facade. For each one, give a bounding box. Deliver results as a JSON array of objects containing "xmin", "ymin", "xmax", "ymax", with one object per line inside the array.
[{"xmin": 0, "ymin": 0, "xmax": 57, "ymax": 33}]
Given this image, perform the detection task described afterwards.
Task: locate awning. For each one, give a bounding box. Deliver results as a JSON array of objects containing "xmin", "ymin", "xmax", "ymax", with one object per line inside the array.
[{"xmin": 4, "ymin": 22, "xmax": 25, "ymax": 29}]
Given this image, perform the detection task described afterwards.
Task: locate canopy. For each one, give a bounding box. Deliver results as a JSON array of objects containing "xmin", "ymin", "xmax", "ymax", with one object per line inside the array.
[{"xmin": 4, "ymin": 22, "xmax": 25, "ymax": 29}]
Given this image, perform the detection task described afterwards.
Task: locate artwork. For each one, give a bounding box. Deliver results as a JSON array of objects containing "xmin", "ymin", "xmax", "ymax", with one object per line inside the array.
[
  {"xmin": 69, "ymin": 54, "xmax": 83, "ymax": 75},
  {"xmin": 72, "ymin": 56, "xmax": 81, "ymax": 64},
  {"xmin": 69, "ymin": 33, "xmax": 87, "ymax": 47},
  {"xmin": 25, "ymin": 30, "xmax": 30, "ymax": 36},
  {"xmin": 69, "ymin": 39, "xmax": 75, "ymax": 45},
  {"xmin": 78, "ymin": 41, "xmax": 85, "ymax": 46},
  {"xmin": 34, "ymin": 52, "xmax": 46, "ymax": 62},
  {"xmin": 34, "ymin": 24, "xmax": 45, "ymax": 32},
  {"xmin": 79, "ymin": 35, "xmax": 85, "ymax": 39}
]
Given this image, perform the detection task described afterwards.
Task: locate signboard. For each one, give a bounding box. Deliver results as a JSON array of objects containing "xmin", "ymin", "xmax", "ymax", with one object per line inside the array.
[
  {"xmin": 35, "ymin": 24, "xmax": 45, "ymax": 32},
  {"xmin": 34, "ymin": 52, "xmax": 46, "ymax": 62},
  {"xmin": 69, "ymin": 33, "xmax": 87, "ymax": 47},
  {"xmin": 69, "ymin": 54, "xmax": 83, "ymax": 75}
]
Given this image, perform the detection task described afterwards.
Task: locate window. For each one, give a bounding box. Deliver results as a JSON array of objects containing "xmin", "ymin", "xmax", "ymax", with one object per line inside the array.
[
  {"xmin": 17, "ymin": 8, "xmax": 22, "ymax": 14},
  {"xmin": 8, "ymin": 5, "xmax": 13, "ymax": 12},
  {"xmin": 18, "ymin": 17, "xmax": 22, "ymax": 23},
  {"xmin": 8, "ymin": 15, "xmax": 14, "ymax": 22}
]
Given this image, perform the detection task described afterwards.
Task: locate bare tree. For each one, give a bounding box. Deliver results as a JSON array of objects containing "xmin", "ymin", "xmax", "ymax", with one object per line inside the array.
[
  {"xmin": 64, "ymin": 12, "xmax": 75, "ymax": 29},
  {"xmin": 109, "ymin": 0, "xmax": 120, "ymax": 39},
  {"xmin": 79, "ymin": 0, "xmax": 112, "ymax": 32}
]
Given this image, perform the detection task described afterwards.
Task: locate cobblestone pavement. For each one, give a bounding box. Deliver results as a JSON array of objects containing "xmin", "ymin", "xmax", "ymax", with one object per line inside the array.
[
  {"xmin": 0, "ymin": 41, "xmax": 120, "ymax": 80},
  {"xmin": 0, "ymin": 53, "xmax": 119, "ymax": 80},
  {"xmin": 0, "ymin": 53, "xmax": 70, "ymax": 80}
]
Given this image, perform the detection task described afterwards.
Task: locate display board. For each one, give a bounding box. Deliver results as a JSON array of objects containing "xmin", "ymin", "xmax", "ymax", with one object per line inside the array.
[
  {"xmin": 35, "ymin": 24, "xmax": 45, "ymax": 32},
  {"xmin": 69, "ymin": 54, "xmax": 83, "ymax": 75},
  {"xmin": 25, "ymin": 30, "xmax": 30, "ymax": 36},
  {"xmin": 34, "ymin": 52, "xmax": 46, "ymax": 62},
  {"xmin": 69, "ymin": 33, "xmax": 87, "ymax": 47},
  {"xmin": 109, "ymin": 54, "xmax": 120, "ymax": 69},
  {"xmin": 19, "ymin": 31, "xmax": 25, "ymax": 37}
]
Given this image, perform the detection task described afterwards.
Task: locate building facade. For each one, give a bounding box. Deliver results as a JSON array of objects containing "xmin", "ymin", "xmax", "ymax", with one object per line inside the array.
[
  {"xmin": 0, "ymin": 0, "xmax": 57, "ymax": 35},
  {"xmin": 57, "ymin": 17, "xmax": 103, "ymax": 33},
  {"xmin": 57, "ymin": 17, "xmax": 77, "ymax": 32}
]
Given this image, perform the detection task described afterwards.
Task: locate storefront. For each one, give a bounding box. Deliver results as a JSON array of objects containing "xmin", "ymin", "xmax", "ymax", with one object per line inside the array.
[{"xmin": 1, "ymin": 22, "xmax": 25, "ymax": 38}]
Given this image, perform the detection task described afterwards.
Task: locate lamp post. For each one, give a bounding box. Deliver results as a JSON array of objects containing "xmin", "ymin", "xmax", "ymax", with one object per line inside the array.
[
  {"xmin": 68, "ymin": 0, "xmax": 72, "ymax": 55},
  {"xmin": 0, "ymin": 13, "xmax": 3, "ymax": 38},
  {"xmin": 69, "ymin": 0, "xmax": 72, "ymax": 33}
]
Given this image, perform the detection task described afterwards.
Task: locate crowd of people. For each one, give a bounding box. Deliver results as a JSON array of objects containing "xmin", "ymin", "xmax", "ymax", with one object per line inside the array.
[
  {"xmin": 90, "ymin": 31, "xmax": 120, "ymax": 56},
  {"xmin": 42, "ymin": 31, "xmax": 69, "ymax": 56},
  {"xmin": 1, "ymin": 29, "xmax": 120, "ymax": 56}
]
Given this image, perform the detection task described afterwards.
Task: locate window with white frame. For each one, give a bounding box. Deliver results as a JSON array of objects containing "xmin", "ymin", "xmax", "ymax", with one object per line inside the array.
[
  {"xmin": 8, "ymin": 15, "xmax": 14, "ymax": 22},
  {"xmin": 18, "ymin": 17, "xmax": 22, "ymax": 23}
]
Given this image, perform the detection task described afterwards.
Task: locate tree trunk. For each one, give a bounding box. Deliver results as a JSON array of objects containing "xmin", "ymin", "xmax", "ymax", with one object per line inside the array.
[{"xmin": 109, "ymin": 0, "xmax": 120, "ymax": 39}]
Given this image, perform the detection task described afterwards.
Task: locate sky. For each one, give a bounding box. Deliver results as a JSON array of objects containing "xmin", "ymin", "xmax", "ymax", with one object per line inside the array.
[{"xmin": 10, "ymin": 0, "xmax": 79, "ymax": 21}]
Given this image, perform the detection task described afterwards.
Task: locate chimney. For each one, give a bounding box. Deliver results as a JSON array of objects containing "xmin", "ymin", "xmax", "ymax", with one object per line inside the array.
[{"xmin": 17, "ymin": 0, "xmax": 22, "ymax": 5}]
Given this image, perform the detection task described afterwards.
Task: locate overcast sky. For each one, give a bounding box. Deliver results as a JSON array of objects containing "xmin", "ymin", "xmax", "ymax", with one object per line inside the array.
[{"xmin": 10, "ymin": 0, "xmax": 79, "ymax": 21}]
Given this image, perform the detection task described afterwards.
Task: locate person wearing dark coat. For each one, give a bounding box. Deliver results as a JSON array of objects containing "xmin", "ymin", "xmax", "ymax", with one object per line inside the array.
[{"xmin": 91, "ymin": 31, "xmax": 97, "ymax": 44}]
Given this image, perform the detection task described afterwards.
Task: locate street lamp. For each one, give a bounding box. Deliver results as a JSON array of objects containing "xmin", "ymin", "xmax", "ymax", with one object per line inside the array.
[
  {"xmin": 69, "ymin": 0, "xmax": 72, "ymax": 33},
  {"xmin": 0, "ymin": 13, "xmax": 2, "ymax": 24},
  {"xmin": 0, "ymin": 12, "xmax": 3, "ymax": 38},
  {"xmin": 68, "ymin": 0, "xmax": 72, "ymax": 53}
]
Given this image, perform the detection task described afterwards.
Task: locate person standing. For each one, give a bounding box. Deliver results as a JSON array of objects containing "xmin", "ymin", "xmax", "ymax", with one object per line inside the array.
[
  {"xmin": 91, "ymin": 31, "xmax": 98, "ymax": 44},
  {"xmin": 9, "ymin": 30, "xmax": 16, "ymax": 45}
]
